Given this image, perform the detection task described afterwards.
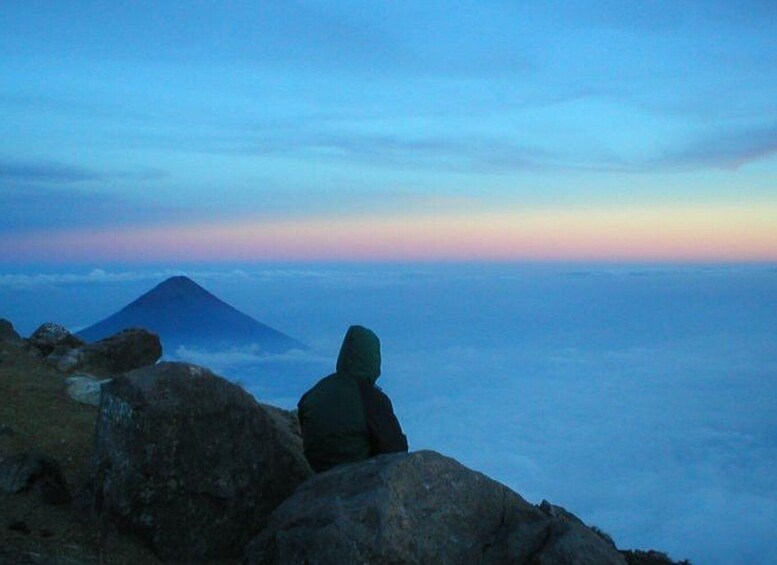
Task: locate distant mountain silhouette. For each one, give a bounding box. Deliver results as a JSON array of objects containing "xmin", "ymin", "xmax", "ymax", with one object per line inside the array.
[{"xmin": 78, "ymin": 276, "xmax": 305, "ymax": 354}]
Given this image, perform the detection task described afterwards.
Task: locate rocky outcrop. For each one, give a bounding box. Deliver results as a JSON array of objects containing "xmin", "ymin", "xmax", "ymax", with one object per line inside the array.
[
  {"xmin": 90, "ymin": 362, "xmax": 313, "ymax": 561},
  {"xmin": 28, "ymin": 323, "xmax": 84, "ymax": 357},
  {"xmin": 24, "ymin": 324, "xmax": 161, "ymax": 377},
  {"xmin": 1, "ymin": 317, "xmax": 687, "ymax": 563},
  {"xmin": 245, "ymin": 450, "xmax": 626, "ymax": 565},
  {"xmin": 0, "ymin": 318, "xmax": 23, "ymax": 343},
  {"xmin": 258, "ymin": 402, "xmax": 303, "ymax": 439},
  {"xmin": 58, "ymin": 328, "xmax": 162, "ymax": 376}
]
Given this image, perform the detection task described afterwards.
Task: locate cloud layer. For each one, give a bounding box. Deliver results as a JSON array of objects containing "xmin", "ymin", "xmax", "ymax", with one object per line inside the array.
[{"xmin": 2, "ymin": 264, "xmax": 776, "ymax": 563}]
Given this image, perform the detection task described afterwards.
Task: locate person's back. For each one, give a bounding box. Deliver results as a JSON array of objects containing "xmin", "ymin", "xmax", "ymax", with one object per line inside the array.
[{"xmin": 298, "ymin": 325, "xmax": 407, "ymax": 472}]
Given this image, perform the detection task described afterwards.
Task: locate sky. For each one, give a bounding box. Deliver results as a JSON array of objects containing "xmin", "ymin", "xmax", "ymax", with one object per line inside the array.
[{"xmin": 1, "ymin": 1, "xmax": 777, "ymax": 264}]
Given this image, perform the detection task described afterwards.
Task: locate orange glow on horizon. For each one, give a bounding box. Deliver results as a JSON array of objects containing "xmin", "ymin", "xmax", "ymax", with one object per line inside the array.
[{"xmin": 3, "ymin": 204, "xmax": 776, "ymax": 264}]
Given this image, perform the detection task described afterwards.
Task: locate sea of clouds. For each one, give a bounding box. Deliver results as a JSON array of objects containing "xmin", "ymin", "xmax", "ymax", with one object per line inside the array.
[{"xmin": 2, "ymin": 263, "xmax": 775, "ymax": 564}]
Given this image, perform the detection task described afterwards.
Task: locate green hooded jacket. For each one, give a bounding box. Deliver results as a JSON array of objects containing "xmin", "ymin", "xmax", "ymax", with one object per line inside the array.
[{"xmin": 298, "ymin": 325, "xmax": 407, "ymax": 472}]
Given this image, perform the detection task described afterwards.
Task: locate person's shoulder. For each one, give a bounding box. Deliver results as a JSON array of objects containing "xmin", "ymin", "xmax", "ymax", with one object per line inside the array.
[
  {"xmin": 319, "ymin": 372, "xmax": 339, "ymax": 383},
  {"xmin": 370, "ymin": 384, "xmax": 388, "ymax": 399},
  {"xmin": 360, "ymin": 381, "xmax": 393, "ymax": 406},
  {"xmin": 316, "ymin": 373, "xmax": 341, "ymax": 389},
  {"xmin": 299, "ymin": 373, "xmax": 337, "ymax": 403}
]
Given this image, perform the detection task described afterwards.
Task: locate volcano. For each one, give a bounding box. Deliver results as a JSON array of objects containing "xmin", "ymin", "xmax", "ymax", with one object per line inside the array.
[{"xmin": 77, "ymin": 276, "xmax": 304, "ymax": 354}]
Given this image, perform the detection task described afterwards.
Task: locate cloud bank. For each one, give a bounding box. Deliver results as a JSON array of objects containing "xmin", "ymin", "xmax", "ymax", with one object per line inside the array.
[{"xmin": 183, "ymin": 265, "xmax": 775, "ymax": 565}]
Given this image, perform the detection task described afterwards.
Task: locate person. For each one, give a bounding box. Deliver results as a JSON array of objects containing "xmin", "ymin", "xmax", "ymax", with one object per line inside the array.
[{"xmin": 297, "ymin": 325, "xmax": 408, "ymax": 472}]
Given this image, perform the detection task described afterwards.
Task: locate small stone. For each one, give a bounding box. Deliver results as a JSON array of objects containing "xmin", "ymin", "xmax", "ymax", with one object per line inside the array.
[{"xmin": 65, "ymin": 376, "xmax": 112, "ymax": 406}]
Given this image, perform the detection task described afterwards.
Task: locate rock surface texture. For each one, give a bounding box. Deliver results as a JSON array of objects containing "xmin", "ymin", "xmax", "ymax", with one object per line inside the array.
[
  {"xmin": 0, "ymin": 452, "xmax": 71, "ymax": 504},
  {"xmin": 245, "ymin": 450, "xmax": 626, "ymax": 565},
  {"xmin": 67, "ymin": 328, "xmax": 162, "ymax": 376},
  {"xmin": 28, "ymin": 323, "xmax": 85, "ymax": 357},
  {"xmin": 56, "ymin": 328, "xmax": 162, "ymax": 377},
  {"xmin": 25, "ymin": 324, "xmax": 161, "ymax": 377},
  {"xmin": 91, "ymin": 362, "xmax": 312, "ymax": 560},
  {"xmin": 0, "ymin": 318, "xmax": 22, "ymax": 343}
]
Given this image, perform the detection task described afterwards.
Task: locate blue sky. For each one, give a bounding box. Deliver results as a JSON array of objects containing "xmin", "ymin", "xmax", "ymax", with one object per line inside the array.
[{"xmin": 2, "ymin": 1, "xmax": 776, "ymax": 262}]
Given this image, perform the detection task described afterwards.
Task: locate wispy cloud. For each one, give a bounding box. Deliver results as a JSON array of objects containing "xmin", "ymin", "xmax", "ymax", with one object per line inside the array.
[
  {"xmin": 141, "ymin": 116, "xmax": 777, "ymax": 175},
  {"xmin": 654, "ymin": 125, "xmax": 777, "ymax": 170},
  {"xmin": 0, "ymin": 157, "xmax": 167, "ymax": 185},
  {"xmin": 157, "ymin": 125, "xmax": 582, "ymax": 175},
  {"xmin": 0, "ymin": 269, "xmax": 170, "ymax": 288},
  {"xmin": 0, "ymin": 158, "xmax": 103, "ymax": 184},
  {"xmin": 0, "ymin": 268, "xmax": 255, "ymax": 288},
  {"xmin": 171, "ymin": 345, "xmax": 326, "ymax": 368},
  {"xmin": 0, "ymin": 183, "xmax": 189, "ymax": 234},
  {"xmin": 237, "ymin": 132, "xmax": 554, "ymax": 174}
]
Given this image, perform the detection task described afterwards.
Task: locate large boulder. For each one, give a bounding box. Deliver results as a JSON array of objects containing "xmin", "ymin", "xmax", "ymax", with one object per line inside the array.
[
  {"xmin": 90, "ymin": 362, "xmax": 312, "ymax": 560},
  {"xmin": 59, "ymin": 328, "xmax": 162, "ymax": 376},
  {"xmin": 245, "ymin": 450, "xmax": 626, "ymax": 565}
]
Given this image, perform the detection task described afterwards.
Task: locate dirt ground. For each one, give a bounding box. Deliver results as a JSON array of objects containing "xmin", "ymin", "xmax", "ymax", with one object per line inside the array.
[{"xmin": 0, "ymin": 342, "xmax": 162, "ymax": 564}]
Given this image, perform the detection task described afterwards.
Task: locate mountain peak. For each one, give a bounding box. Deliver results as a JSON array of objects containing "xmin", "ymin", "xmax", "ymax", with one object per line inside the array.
[
  {"xmin": 151, "ymin": 275, "xmax": 212, "ymax": 295},
  {"xmin": 78, "ymin": 276, "xmax": 304, "ymax": 353},
  {"xmin": 160, "ymin": 275, "xmax": 198, "ymax": 287},
  {"xmin": 137, "ymin": 275, "xmax": 214, "ymax": 300}
]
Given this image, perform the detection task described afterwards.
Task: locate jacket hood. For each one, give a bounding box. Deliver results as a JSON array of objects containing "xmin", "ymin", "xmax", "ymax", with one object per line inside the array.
[{"xmin": 336, "ymin": 325, "xmax": 381, "ymax": 383}]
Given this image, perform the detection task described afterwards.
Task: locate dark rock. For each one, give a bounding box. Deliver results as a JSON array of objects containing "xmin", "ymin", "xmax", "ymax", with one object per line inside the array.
[
  {"xmin": 8, "ymin": 520, "xmax": 30, "ymax": 534},
  {"xmin": 0, "ymin": 548, "xmax": 87, "ymax": 564},
  {"xmin": 27, "ymin": 323, "xmax": 84, "ymax": 357},
  {"xmin": 58, "ymin": 328, "xmax": 162, "ymax": 377},
  {"xmin": 0, "ymin": 452, "xmax": 71, "ymax": 504},
  {"xmin": 91, "ymin": 362, "xmax": 312, "ymax": 561},
  {"xmin": 539, "ymin": 499, "xmax": 617, "ymax": 548},
  {"xmin": 245, "ymin": 450, "xmax": 626, "ymax": 565},
  {"xmin": 258, "ymin": 403, "xmax": 302, "ymax": 439},
  {"xmin": 0, "ymin": 318, "xmax": 22, "ymax": 343}
]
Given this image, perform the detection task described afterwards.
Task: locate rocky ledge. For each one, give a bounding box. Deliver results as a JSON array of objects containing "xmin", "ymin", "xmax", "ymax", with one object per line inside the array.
[{"xmin": 1, "ymin": 318, "xmax": 689, "ymax": 563}]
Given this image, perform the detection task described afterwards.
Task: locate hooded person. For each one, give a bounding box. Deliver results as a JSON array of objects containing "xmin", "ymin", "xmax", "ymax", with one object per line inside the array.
[{"xmin": 297, "ymin": 325, "xmax": 408, "ymax": 473}]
